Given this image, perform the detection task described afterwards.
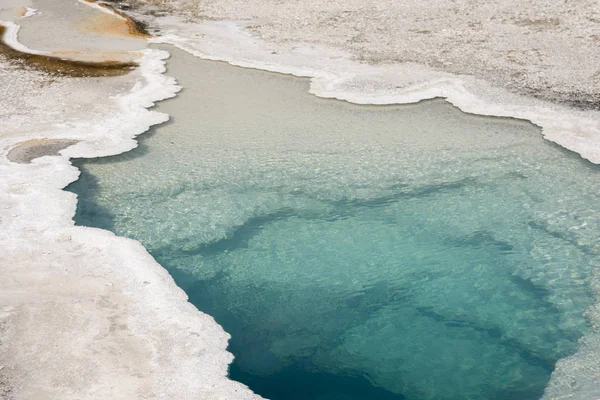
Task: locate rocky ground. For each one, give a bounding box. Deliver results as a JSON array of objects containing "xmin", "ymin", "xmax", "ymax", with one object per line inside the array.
[{"xmin": 111, "ymin": 0, "xmax": 600, "ymax": 110}]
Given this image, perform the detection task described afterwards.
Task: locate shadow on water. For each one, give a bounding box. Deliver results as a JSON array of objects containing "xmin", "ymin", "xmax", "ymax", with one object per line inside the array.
[{"xmin": 66, "ymin": 166, "xmax": 117, "ymax": 233}]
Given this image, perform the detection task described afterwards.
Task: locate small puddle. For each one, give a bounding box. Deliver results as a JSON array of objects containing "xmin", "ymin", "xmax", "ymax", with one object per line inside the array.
[{"xmin": 8, "ymin": 139, "xmax": 79, "ymax": 163}]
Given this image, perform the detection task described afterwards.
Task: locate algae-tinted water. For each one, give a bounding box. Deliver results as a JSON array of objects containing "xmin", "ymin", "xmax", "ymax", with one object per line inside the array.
[{"xmin": 68, "ymin": 47, "xmax": 600, "ymax": 400}]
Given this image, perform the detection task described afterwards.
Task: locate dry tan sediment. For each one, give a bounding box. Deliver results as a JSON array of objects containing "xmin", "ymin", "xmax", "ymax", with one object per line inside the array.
[
  {"xmin": 7, "ymin": 139, "xmax": 79, "ymax": 163},
  {"xmin": 14, "ymin": 7, "xmax": 27, "ymax": 17}
]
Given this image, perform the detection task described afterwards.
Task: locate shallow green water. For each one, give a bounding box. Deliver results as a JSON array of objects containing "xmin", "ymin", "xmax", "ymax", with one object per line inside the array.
[{"xmin": 68, "ymin": 48, "xmax": 600, "ymax": 400}]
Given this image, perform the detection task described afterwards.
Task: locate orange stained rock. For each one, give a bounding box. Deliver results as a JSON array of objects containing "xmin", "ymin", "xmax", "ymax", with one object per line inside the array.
[
  {"xmin": 0, "ymin": 25, "xmax": 139, "ymax": 77},
  {"xmin": 15, "ymin": 7, "xmax": 28, "ymax": 17},
  {"xmin": 79, "ymin": 0, "xmax": 151, "ymax": 38}
]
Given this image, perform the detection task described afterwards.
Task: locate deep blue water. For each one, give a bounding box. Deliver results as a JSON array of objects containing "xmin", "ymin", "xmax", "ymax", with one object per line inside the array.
[{"xmin": 67, "ymin": 53, "xmax": 600, "ymax": 400}]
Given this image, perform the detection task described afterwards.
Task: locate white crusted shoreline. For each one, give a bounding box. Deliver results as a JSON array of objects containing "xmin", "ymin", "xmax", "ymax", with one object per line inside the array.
[
  {"xmin": 1, "ymin": 0, "xmax": 600, "ymax": 399},
  {"xmin": 0, "ymin": 1, "xmax": 262, "ymax": 398}
]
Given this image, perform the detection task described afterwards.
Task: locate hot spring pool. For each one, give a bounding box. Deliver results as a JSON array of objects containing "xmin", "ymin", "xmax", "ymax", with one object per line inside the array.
[{"xmin": 67, "ymin": 47, "xmax": 600, "ymax": 400}]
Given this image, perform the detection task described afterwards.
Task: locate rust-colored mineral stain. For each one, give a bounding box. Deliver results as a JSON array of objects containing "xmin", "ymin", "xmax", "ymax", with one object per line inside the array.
[
  {"xmin": 0, "ymin": 25, "xmax": 138, "ymax": 77},
  {"xmin": 15, "ymin": 7, "xmax": 28, "ymax": 17},
  {"xmin": 51, "ymin": 49, "xmax": 143, "ymax": 64},
  {"xmin": 80, "ymin": 13, "xmax": 150, "ymax": 39},
  {"xmin": 80, "ymin": 0, "xmax": 151, "ymax": 38}
]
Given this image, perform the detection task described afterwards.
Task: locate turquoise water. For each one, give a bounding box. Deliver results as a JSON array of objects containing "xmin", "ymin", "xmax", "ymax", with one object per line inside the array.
[{"xmin": 67, "ymin": 49, "xmax": 600, "ymax": 400}]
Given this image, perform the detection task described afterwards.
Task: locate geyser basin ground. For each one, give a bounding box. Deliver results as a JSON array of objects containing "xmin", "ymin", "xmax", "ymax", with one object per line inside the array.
[{"xmin": 68, "ymin": 47, "xmax": 600, "ymax": 400}]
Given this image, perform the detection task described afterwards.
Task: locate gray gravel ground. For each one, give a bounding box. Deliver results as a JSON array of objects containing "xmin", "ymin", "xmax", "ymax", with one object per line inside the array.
[{"xmin": 110, "ymin": 0, "xmax": 600, "ymax": 110}]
